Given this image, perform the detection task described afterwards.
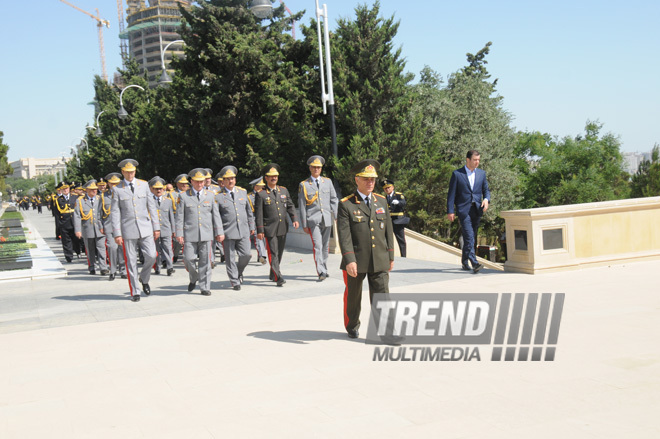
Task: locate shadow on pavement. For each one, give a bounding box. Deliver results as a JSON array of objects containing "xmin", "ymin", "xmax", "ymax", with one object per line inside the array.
[
  {"xmin": 53, "ymin": 294, "xmax": 129, "ymax": 301},
  {"xmin": 247, "ymin": 329, "xmax": 357, "ymax": 345}
]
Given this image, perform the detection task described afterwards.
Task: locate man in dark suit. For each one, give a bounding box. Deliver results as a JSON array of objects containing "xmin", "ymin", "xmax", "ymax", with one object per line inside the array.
[
  {"xmin": 447, "ymin": 150, "xmax": 491, "ymax": 273},
  {"xmin": 337, "ymin": 159, "xmax": 398, "ymax": 342},
  {"xmin": 53, "ymin": 181, "xmax": 80, "ymax": 262},
  {"xmin": 255, "ymin": 163, "xmax": 299, "ymax": 286}
]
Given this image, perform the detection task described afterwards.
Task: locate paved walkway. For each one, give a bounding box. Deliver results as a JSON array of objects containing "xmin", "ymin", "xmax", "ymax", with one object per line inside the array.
[{"xmin": 0, "ymin": 209, "xmax": 658, "ymax": 438}]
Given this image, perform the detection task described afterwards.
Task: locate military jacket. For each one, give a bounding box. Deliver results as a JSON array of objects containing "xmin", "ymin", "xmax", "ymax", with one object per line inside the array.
[
  {"xmin": 54, "ymin": 194, "xmax": 78, "ymax": 230},
  {"xmin": 337, "ymin": 192, "xmax": 394, "ymax": 273},
  {"xmin": 298, "ymin": 176, "xmax": 338, "ymax": 228},
  {"xmin": 386, "ymin": 192, "xmax": 410, "ymax": 225},
  {"xmin": 153, "ymin": 195, "xmax": 176, "ymax": 237},
  {"xmin": 175, "ymin": 189, "xmax": 224, "ymax": 242},
  {"xmin": 215, "ymin": 187, "xmax": 255, "ymax": 240},
  {"xmin": 73, "ymin": 195, "xmax": 104, "ymax": 238},
  {"xmin": 255, "ymin": 185, "xmax": 298, "ymax": 237},
  {"xmin": 111, "ymin": 179, "xmax": 160, "ymax": 240}
]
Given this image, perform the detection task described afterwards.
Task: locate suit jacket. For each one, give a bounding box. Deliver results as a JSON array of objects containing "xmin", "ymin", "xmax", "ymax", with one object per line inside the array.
[
  {"xmin": 111, "ymin": 178, "xmax": 160, "ymax": 240},
  {"xmin": 337, "ymin": 192, "xmax": 394, "ymax": 273},
  {"xmin": 54, "ymin": 194, "xmax": 78, "ymax": 230},
  {"xmin": 175, "ymin": 189, "xmax": 224, "ymax": 242},
  {"xmin": 386, "ymin": 192, "xmax": 410, "ymax": 225},
  {"xmin": 298, "ymin": 176, "xmax": 338, "ymax": 228},
  {"xmin": 74, "ymin": 195, "xmax": 104, "ymax": 238},
  {"xmin": 153, "ymin": 195, "xmax": 176, "ymax": 237},
  {"xmin": 215, "ymin": 187, "xmax": 255, "ymax": 240},
  {"xmin": 447, "ymin": 167, "xmax": 490, "ymax": 218},
  {"xmin": 255, "ymin": 185, "xmax": 298, "ymax": 237}
]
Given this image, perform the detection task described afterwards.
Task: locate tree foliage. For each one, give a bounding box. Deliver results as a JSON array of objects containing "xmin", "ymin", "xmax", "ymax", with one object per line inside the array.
[
  {"xmin": 0, "ymin": 131, "xmax": 12, "ymax": 196},
  {"xmin": 630, "ymin": 144, "xmax": 660, "ymax": 197}
]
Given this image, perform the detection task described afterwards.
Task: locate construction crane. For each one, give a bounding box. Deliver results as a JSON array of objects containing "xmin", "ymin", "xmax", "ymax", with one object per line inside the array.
[
  {"xmin": 59, "ymin": 0, "xmax": 111, "ymax": 82},
  {"xmin": 116, "ymin": 0, "xmax": 128, "ymax": 65}
]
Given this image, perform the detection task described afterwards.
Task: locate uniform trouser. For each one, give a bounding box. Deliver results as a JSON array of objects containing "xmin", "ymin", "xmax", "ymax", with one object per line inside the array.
[
  {"xmin": 105, "ymin": 234, "xmax": 125, "ymax": 275},
  {"xmin": 123, "ymin": 236, "xmax": 157, "ymax": 297},
  {"xmin": 265, "ymin": 234, "xmax": 286, "ymax": 281},
  {"xmin": 224, "ymin": 237, "xmax": 252, "ymax": 286},
  {"xmin": 459, "ymin": 204, "xmax": 483, "ymax": 268},
  {"xmin": 342, "ymin": 270, "xmax": 390, "ymax": 333},
  {"xmin": 173, "ymin": 239, "xmax": 182, "ymax": 262},
  {"xmin": 253, "ymin": 234, "xmax": 267, "ymax": 258},
  {"xmin": 308, "ymin": 224, "xmax": 332, "ymax": 275},
  {"xmin": 156, "ymin": 234, "xmax": 174, "ymax": 270},
  {"xmin": 392, "ymin": 223, "xmax": 407, "ymax": 257},
  {"xmin": 60, "ymin": 226, "xmax": 76, "ymax": 260},
  {"xmin": 84, "ymin": 236, "xmax": 108, "ymax": 272},
  {"xmin": 184, "ymin": 240, "xmax": 213, "ymax": 291}
]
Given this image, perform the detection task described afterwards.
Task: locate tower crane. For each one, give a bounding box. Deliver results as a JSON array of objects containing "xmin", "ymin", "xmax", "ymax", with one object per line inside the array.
[{"xmin": 58, "ymin": 0, "xmax": 111, "ymax": 82}]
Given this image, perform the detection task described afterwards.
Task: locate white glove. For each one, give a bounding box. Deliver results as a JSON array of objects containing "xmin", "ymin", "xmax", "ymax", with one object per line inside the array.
[{"xmin": 391, "ymin": 200, "xmax": 399, "ymax": 205}]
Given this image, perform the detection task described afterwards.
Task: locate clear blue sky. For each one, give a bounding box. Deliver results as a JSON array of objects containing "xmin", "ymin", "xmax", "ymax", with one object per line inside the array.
[{"xmin": 2, "ymin": 0, "xmax": 659, "ymax": 163}]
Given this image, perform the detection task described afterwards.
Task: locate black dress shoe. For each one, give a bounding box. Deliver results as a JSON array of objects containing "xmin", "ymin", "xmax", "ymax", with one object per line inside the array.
[
  {"xmin": 100, "ymin": 269, "xmax": 109, "ymax": 275},
  {"xmin": 318, "ymin": 273, "xmax": 327, "ymax": 281},
  {"xmin": 462, "ymin": 264, "xmax": 471, "ymax": 271},
  {"xmin": 142, "ymin": 283, "xmax": 151, "ymax": 296},
  {"xmin": 162, "ymin": 261, "xmax": 167, "ymax": 269},
  {"xmin": 220, "ymin": 255, "xmax": 225, "ymax": 263},
  {"xmin": 121, "ymin": 274, "xmax": 128, "ymax": 279},
  {"xmin": 233, "ymin": 285, "xmax": 241, "ymax": 291},
  {"xmin": 131, "ymin": 295, "xmax": 140, "ymax": 302},
  {"xmin": 167, "ymin": 268, "xmax": 175, "ymax": 276},
  {"xmin": 269, "ymin": 273, "xmax": 275, "ymax": 281},
  {"xmin": 154, "ymin": 268, "xmax": 161, "ymax": 275},
  {"xmin": 276, "ymin": 278, "xmax": 286, "ymax": 287},
  {"xmin": 347, "ymin": 329, "xmax": 359, "ymax": 339},
  {"xmin": 65, "ymin": 257, "xmax": 72, "ymax": 263},
  {"xmin": 201, "ymin": 290, "xmax": 212, "ymax": 296},
  {"xmin": 188, "ymin": 282, "xmax": 196, "ymax": 292},
  {"xmin": 238, "ymin": 274, "xmax": 244, "ymax": 284},
  {"xmin": 473, "ymin": 263, "xmax": 484, "ymax": 274},
  {"xmin": 109, "ymin": 274, "xmax": 115, "ymax": 281},
  {"xmin": 89, "ymin": 269, "xmax": 96, "ymax": 275}
]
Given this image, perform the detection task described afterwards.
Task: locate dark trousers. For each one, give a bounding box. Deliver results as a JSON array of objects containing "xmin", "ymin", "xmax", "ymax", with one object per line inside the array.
[
  {"xmin": 342, "ymin": 270, "xmax": 390, "ymax": 333},
  {"xmin": 393, "ymin": 223, "xmax": 406, "ymax": 257},
  {"xmin": 459, "ymin": 204, "xmax": 482, "ymax": 267},
  {"xmin": 265, "ymin": 234, "xmax": 286, "ymax": 281},
  {"xmin": 60, "ymin": 227, "xmax": 79, "ymax": 260}
]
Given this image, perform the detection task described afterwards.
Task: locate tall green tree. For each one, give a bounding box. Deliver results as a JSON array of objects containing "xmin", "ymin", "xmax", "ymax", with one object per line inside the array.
[
  {"xmin": 630, "ymin": 144, "xmax": 660, "ymax": 197},
  {"xmin": 515, "ymin": 121, "xmax": 630, "ymax": 207},
  {"xmin": 0, "ymin": 131, "xmax": 12, "ymax": 196}
]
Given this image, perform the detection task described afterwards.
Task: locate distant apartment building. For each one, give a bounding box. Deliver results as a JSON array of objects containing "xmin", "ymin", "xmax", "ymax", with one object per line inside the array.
[
  {"xmin": 10, "ymin": 158, "xmax": 70, "ymax": 179},
  {"xmin": 120, "ymin": 0, "xmax": 191, "ymax": 88},
  {"xmin": 623, "ymin": 151, "xmax": 653, "ymax": 175}
]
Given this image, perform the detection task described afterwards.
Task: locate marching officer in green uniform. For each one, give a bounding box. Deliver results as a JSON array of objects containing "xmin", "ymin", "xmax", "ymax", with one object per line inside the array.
[
  {"xmin": 381, "ymin": 179, "xmax": 409, "ymax": 257},
  {"xmin": 337, "ymin": 159, "xmax": 397, "ymax": 341},
  {"xmin": 255, "ymin": 163, "xmax": 299, "ymax": 286}
]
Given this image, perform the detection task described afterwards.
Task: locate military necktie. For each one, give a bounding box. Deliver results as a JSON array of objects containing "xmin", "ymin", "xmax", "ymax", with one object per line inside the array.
[
  {"xmin": 230, "ymin": 191, "xmax": 235, "ymax": 201},
  {"xmin": 364, "ymin": 196, "xmax": 370, "ymax": 209},
  {"xmin": 197, "ymin": 191, "xmax": 200, "ymax": 201},
  {"xmin": 316, "ymin": 179, "xmax": 320, "ymax": 189},
  {"xmin": 129, "ymin": 182, "xmax": 134, "ymax": 194}
]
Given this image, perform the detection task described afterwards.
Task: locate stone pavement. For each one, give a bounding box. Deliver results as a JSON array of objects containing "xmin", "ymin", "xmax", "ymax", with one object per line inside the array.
[{"xmin": 0, "ymin": 209, "xmax": 658, "ymax": 438}]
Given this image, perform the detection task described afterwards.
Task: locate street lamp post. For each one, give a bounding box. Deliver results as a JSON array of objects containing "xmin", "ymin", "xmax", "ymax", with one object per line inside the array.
[
  {"xmin": 69, "ymin": 147, "xmax": 80, "ymax": 166},
  {"xmin": 86, "ymin": 110, "xmax": 105, "ymax": 136},
  {"xmin": 250, "ymin": 0, "xmax": 274, "ymax": 18},
  {"xmin": 158, "ymin": 39, "xmax": 185, "ymax": 86},
  {"xmin": 315, "ymin": 0, "xmax": 337, "ymax": 160},
  {"xmin": 118, "ymin": 85, "xmax": 146, "ymax": 120},
  {"xmin": 74, "ymin": 137, "xmax": 88, "ymax": 153}
]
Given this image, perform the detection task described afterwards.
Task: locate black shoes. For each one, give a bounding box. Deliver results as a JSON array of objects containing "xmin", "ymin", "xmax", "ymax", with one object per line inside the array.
[
  {"xmin": 238, "ymin": 274, "xmax": 244, "ymax": 284},
  {"xmin": 100, "ymin": 269, "xmax": 109, "ymax": 275},
  {"xmin": 154, "ymin": 268, "xmax": 161, "ymax": 275},
  {"xmin": 473, "ymin": 263, "xmax": 484, "ymax": 274},
  {"xmin": 347, "ymin": 329, "xmax": 359, "ymax": 339},
  {"xmin": 201, "ymin": 290, "xmax": 211, "ymax": 296},
  {"xmin": 65, "ymin": 257, "xmax": 72, "ymax": 263},
  {"xmin": 89, "ymin": 269, "xmax": 96, "ymax": 275},
  {"xmin": 462, "ymin": 264, "xmax": 471, "ymax": 271},
  {"xmin": 233, "ymin": 285, "xmax": 241, "ymax": 291},
  {"xmin": 109, "ymin": 274, "xmax": 115, "ymax": 281},
  {"xmin": 318, "ymin": 273, "xmax": 327, "ymax": 281},
  {"xmin": 167, "ymin": 268, "xmax": 175, "ymax": 276},
  {"xmin": 131, "ymin": 295, "xmax": 140, "ymax": 302},
  {"xmin": 121, "ymin": 274, "xmax": 128, "ymax": 279},
  {"xmin": 220, "ymin": 255, "xmax": 225, "ymax": 263},
  {"xmin": 276, "ymin": 278, "xmax": 286, "ymax": 287},
  {"xmin": 142, "ymin": 283, "xmax": 151, "ymax": 296},
  {"xmin": 188, "ymin": 282, "xmax": 196, "ymax": 292}
]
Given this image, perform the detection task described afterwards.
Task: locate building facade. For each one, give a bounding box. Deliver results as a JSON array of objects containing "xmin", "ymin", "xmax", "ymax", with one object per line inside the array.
[
  {"xmin": 120, "ymin": 1, "xmax": 191, "ymax": 88},
  {"xmin": 10, "ymin": 158, "xmax": 70, "ymax": 179}
]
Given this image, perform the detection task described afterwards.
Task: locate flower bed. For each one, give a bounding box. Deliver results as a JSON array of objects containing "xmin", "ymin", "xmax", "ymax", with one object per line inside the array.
[{"xmin": 0, "ymin": 208, "xmax": 33, "ymax": 271}]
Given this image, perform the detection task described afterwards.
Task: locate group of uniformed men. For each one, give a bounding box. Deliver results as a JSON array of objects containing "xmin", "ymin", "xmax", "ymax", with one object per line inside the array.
[{"xmin": 49, "ymin": 155, "xmax": 410, "ymax": 343}]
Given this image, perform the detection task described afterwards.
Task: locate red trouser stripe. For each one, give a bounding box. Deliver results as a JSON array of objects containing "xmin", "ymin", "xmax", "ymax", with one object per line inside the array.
[
  {"xmin": 342, "ymin": 269, "xmax": 349, "ymax": 328},
  {"xmin": 84, "ymin": 241, "xmax": 91, "ymax": 268},
  {"xmin": 121, "ymin": 241, "xmax": 134, "ymax": 296},
  {"xmin": 264, "ymin": 238, "xmax": 277, "ymax": 281},
  {"xmin": 308, "ymin": 232, "xmax": 319, "ymax": 275}
]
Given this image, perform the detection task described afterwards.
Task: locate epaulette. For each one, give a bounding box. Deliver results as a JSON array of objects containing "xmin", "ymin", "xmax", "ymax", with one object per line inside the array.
[
  {"xmin": 279, "ymin": 185, "xmax": 287, "ymax": 189},
  {"xmin": 138, "ymin": 178, "xmax": 146, "ymax": 183},
  {"xmin": 396, "ymin": 192, "xmax": 403, "ymax": 195},
  {"xmin": 236, "ymin": 186, "xmax": 245, "ymax": 191},
  {"xmin": 374, "ymin": 193, "xmax": 385, "ymax": 199},
  {"xmin": 341, "ymin": 194, "xmax": 355, "ymax": 203}
]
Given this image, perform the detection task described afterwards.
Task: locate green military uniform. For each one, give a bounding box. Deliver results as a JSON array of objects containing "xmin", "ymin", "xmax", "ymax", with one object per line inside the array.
[{"xmin": 337, "ymin": 160, "xmax": 395, "ymax": 337}]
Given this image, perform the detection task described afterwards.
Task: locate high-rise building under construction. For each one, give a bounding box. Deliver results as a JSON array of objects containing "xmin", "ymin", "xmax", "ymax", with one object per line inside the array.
[{"xmin": 120, "ymin": 1, "xmax": 191, "ymax": 88}]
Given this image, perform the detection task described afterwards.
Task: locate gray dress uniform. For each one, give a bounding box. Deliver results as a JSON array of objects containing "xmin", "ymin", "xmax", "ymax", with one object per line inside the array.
[
  {"xmin": 154, "ymin": 194, "xmax": 176, "ymax": 271},
  {"xmin": 74, "ymin": 195, "xmax": 108, "ymax": 274},
  {"xmin": 111, "ymin": 178, "xmax": 160, "ymax": 299},
  {"xmin": 216, "ymin": 187, "xmax": 255, "ymax": 288},
  {"xmin": 298, "ymin": 176, "xmax": 338, "ymax": 277},
  {"xmin": 100, "ymin": 189, "xmax": 125, "ymax": 277},
  {"xmin": 175, "ymin": 188, "xmax": 224, "ymax": 294}
]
